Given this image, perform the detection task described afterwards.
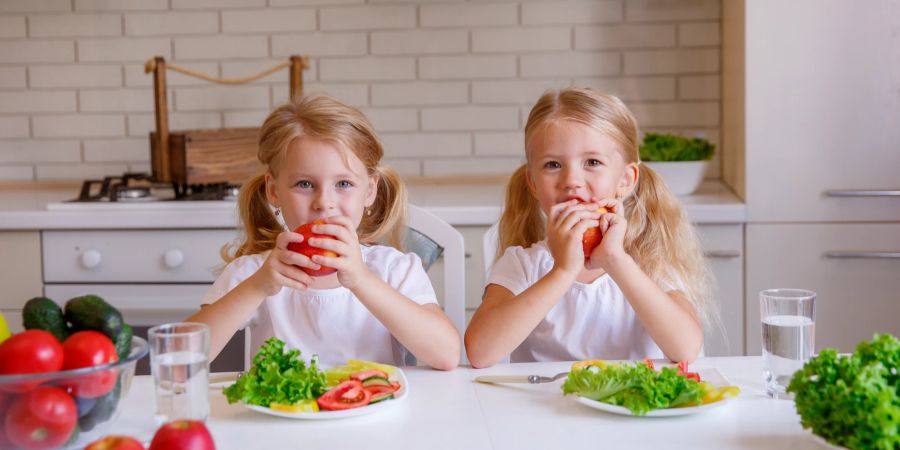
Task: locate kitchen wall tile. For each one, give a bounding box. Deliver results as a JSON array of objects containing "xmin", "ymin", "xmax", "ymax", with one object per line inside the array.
[
  {"xmin": 78, "ymin": 38, "xmax": 169, "ymax": 62},
  {"xmin": 272, "ymin": 33, "xmax": 367, "ymax": 57},
  {"xmin": 125, "ymin": 12, "xmax": 219, "ymax": 36},
  {"xmin": 420, "ymin": 3, "xmax": 517, "ymax": 28},
  {"xmin": 33, "ymin": 114, "xmax": 125, "ymax": 137},
  {"xmin": 521, "ymin": 52, "xmax": 621, "ymax": 78},
  {"xmin": 421, "ymin": 106, "xmax": 518, "ymax": 131},
  {"xmin": 273, "ymin": 83, "xmax": 369, "ymax": 107},
  {"xmin": 679, "ymin": 22, "xmax": 720, "ymax": 47},
  {"xmin": 76, "ymin": 0, "xmax": 168, "ymax": 12},
  {"xmin": 0, "ymin": 41, "xmax": 74, "ymax": 64},
  {"xmin": 472, "ymin": 79, "xmax": 570, "ymax": 104},
  {"xmin": 630, "ymin": 101, "xmax": 719, "ymax": 127},
  {"xmin": 372, "ymin": 82, "xmax": 468, "ymax": 106},
  {"xmin": 174, "ymin": 85, "xmax": 270, "ymax": 111},
  {"xmin": 83, "ymin": 138, "xmax": 149, "ymax": 162},
  {"xmin": 574, "ymin": 76, "xmax": 676, "ymax": 101},
  {"xmin": 0, "ymin": 140, "xmax": 81, "ymax": 163},
  {"xmin": 36, "ymin": 163, "xmax": 129, "ymax": 180},
  {"xmin": 30, "ymin": 64, "xmax": 122, "ymax": 88},
  {"xmin": 380, "ymin": 132, "xmax": 471, "ymax": 158},
  {"xmin": 0, "ymin": 0, "xmax": 70, "ymax": 13},
  {"xmin": 0, "ymin": 166, "xmax": 35, "ymax": 181},
  {"xmin": 522, "ymin": 1, "xmax": 623, "ymax": 25},
  {"xmin": 171, "ymin": 0, "xmax": 265, "ymax": 9},
  {"xmin": 371, "ymin": 30, "xmax": 468, "ymax": 56},
  {"xmin": 474, "ymin": 132, "xmax": 522, "ymax": 156},
  {"xmin": 0, "ymin": 117, "xmax": 29, "ymax": 139},
  {"xmin": 0, "ymin": 91, "xmax": 76, "ymax": 114},
  {"xmin": 270, "ymin": 0, "xmax": 361, "ymax": 5},
  {"xmin": 124, "ymin": 61, "xmax": 218, "ymax": 87},
  {"xmin": 381, "ymin": 158, "xmax": 421, "ymax": 177},
  {"xmin": 424, "ymin": 156, "xmax": 524, "ymax": 176},
  {"xmin": 319, "ymin": 57, "xmax": 415, "ymax": 81},
  {"xmin": 174, "ymin": 36, "xmax": 268, "ymax": 60},
  {"xmin": 679, "ymin": 75, "xmax": 720, "ymax": 100},
  {"xmin": 126, "ymin": 112, "xmax": 222, "ymax": 137},
  {"xmin": 575, "ymin": 24, "xmax": 676, "ymax": 50},
  {"xmin": 359, "ymin": 108, "xmax": 418, "ymax": 132},
  {"xmin": 0, "ymin": 67, "xmax": 27, "ymax": 89},
  {"xmin": 0, "ymin": 16, "xmax": 26, "ymax": 39},
  {"xmin": 624, "ymin": 49, "xmax": 719, "ymax": 75},
  {"xmin": 80, "ymin": 89, "xmax": 158, "ymax": 112},
  {"xmin": 29, "ymin": 14, "xmax": 121, "ymax": 38},
  {"xmin": 223, "ymin": 110, "xmax": 269, "ymax": 128},
  {"xmin": 222, "ymin": 9, "xmax": 316, "ymax": 33},
  {"xmin": 320, "ymin": 5, "xmax": 415, "ymax": 31},
  {"xmin": 626, "ymin": 0, "xmax": 720, "ymax": 22},
  {"xmin": 418, "ymin": 55, "xmax": 517, "ymax": 80},
  {"xmin": 473, "ymin": 27, "xmax": 571, "ymax": 53}
]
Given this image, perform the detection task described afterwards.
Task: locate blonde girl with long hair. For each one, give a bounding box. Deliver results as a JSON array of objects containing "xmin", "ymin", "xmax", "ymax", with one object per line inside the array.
[
  {"xmin": 188, "ymin": 95, "xmax": 459, "ymax": 370},
  {"xmin": 465, "ymin": 87, "xmax": 716, "ymax": 368}
]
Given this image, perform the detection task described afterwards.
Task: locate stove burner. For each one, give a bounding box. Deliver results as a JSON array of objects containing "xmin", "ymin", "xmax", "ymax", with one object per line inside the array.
[
  {"xmin": 115, "ymin": 186, "xmax": 152, "ymax": 202},
  {"xmin": 74, "ymin": 172, "xmax": 243, "ymax": 202}
]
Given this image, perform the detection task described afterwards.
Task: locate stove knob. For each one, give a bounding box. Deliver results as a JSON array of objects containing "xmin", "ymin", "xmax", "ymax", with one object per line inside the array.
[
  {"xmin": 164, "ymin": 249, "xmax": 184, "ymax": 269},
  {"xmin": 80, "ymin": 249, "xmax": 101, "ymax": 269}
]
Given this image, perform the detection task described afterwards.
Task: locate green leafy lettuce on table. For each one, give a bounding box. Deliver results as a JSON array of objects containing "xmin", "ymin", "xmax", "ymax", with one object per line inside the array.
[
  {"xmin": 787, "ymin": 333, "xmax": 900, "ymax": 450},
  {"xmin": 562, "ymin": 361, "xmax": 703, "ymax": 416},
  {"xmin": 223, "ymin": 337, "xmax": 327, "ymax": 407}
]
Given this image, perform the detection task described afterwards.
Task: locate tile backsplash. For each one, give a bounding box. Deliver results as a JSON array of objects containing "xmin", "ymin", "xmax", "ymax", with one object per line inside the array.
[{"xmin": 0, "ymin": 0, "xmax": 721, "ymax": 181}]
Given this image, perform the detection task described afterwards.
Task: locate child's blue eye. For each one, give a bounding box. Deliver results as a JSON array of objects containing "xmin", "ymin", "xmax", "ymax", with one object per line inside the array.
[
  {"xmin": 337, "ymin": 180, "xmax": 354, "ymax": 189},
  {"xmin": 586, "ymin": 159, "xmax": 602, "ymax": 167},
  {"xmin": 296, "ymin": 180, "xmax": 313, "ymax": 189}
]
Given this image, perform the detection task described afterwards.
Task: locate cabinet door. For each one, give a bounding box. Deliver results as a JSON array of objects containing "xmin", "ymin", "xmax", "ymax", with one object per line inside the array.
[
  {"xmin": 746, "ymin": 224, "xmax": 900, "ymax": 354},
  {"xmin": 0, "ymin": 231, "xmax": 42, "ymax": 330},
  {"xmin": 697, "ymin": 225, "xmax": 744, "ymax": 356},
  {"xmin": 746, "ymin": 0, "xmax": 900, "ymax": 221}
]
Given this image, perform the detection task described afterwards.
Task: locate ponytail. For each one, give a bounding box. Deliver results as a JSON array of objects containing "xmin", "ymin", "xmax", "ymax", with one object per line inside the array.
[
  {"xmin": 358, "ymin": 165, "xmax": 407, "ymax": 250},
  {"xmin": 222, "ymin": 173, "xmax": 282, "ymax": 263},
  {"xmin": 496, "ymin": 164, "xmax": 544, "ymax": 261}
]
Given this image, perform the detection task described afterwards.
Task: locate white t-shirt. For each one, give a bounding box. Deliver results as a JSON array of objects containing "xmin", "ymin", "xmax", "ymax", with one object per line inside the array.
[
  {"xmin": 202, "ymin": 245, "xmax": 438, "ymax": 367},
  {"xmin": 488, "ymin": 240, "xmax": 667, "ymax": 363}
]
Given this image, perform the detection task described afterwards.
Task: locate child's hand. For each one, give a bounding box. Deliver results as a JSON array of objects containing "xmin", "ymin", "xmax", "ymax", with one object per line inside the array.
[
  {"xmin": 249, "ymin": 231, "xmax": 318, "ymax": 296},
  {"xmin": 305, "ymin": 215, "xmax": 372, "ymax": 290},
  {"xmin": 586, "ymin": 197, "xmax": 630, "ymax": 270},
  {"xmin": 547, "ymin": 199, "xmax": 602, "ymax": 276}
]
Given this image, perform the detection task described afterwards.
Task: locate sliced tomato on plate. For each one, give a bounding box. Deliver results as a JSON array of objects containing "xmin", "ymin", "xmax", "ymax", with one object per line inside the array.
[
  {"xmin": 364, "ymin": 384, "xmax": 396, "ymax": 404},
  {"xmin": 349, "ymin": 369, "xmax": 389, "ymax": 382},
  {"xmin": 676, "ymin": 360, "xmax": 701, "ymax": 382},
  {"xmin": 317, "ymin": 380, "xmax": 371, "ymax": 411}
]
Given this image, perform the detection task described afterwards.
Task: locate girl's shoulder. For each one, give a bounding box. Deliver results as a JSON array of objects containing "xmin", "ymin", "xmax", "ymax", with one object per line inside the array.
[
  {"xmin": 361, "ymin": 244, "xmax": 424, "ymax": 274},
  {"xmin": 220, "ymin": 250, "xmax": 269, "ymax": 278},
  {"xmin": 499, "ymin": 240, "xmax": 553, "ymax": 265}
]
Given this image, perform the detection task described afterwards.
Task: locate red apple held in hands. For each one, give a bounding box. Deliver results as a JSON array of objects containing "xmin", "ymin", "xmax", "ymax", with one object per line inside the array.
[
  {"xmin": 85, "ymin": 436, "xmax": 146, "ymax": 450},
  {"xmin": 148, "ymin": 420, "xmax": 215, "ymax": 450},
  {"xmin": 582, "ymin": 207, "xmax": 609, "ymax": 261},
  {"xmin": 287, "ymin": 219, "xmax": 338, "ymax": 276}
]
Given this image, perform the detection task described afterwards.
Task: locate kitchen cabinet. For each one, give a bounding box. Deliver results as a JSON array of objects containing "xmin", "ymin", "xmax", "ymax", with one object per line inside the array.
[
  {"xmin": 0, "ymin": 231, "xmax": 42, "ymax": 333},
  {"xmin": 735, "ymin": 0, "xmax": 900, "ymax": 353}
]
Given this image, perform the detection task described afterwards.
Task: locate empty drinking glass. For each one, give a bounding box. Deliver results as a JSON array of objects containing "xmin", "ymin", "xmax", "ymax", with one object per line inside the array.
[
  {"xmin": 760, "ymin": 289, "xmax": 816, "ymax": 399},
  {"xmin": 149, "ymin": 322, "xmax": 210, "ymax": 424}
]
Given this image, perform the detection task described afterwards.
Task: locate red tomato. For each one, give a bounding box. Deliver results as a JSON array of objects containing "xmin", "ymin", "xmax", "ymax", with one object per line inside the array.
[
  {"xmin": 287, "ymin": 220, "xmax": 338, "ymax": 276},
  {"xmin": 148, "ymin": 420, "xmax": 215, "ymax": 450},
  {"xmin": 4, "ymin": 386, "xmax": 77, "ymax": 450},
  {"xmin": 61, "ymin": 331, "xmax": 119, "ymax": 398},
  {"xmin": 85, "ymin": 435, "xmax": 146, "ymax": 450},
  {"xmin": 317, "ymin": 380, "xmax": 371, "ymax": 411},
  {"xmin": 581, "ymin": 207, "xmax": 608, "ymax": 261},
  {"xmin": 0, "ymin": 330, "xmax": 64, "ymax": 393}
]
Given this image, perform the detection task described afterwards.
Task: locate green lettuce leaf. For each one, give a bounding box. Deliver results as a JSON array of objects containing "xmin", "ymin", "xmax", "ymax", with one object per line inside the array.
[{"xmin": 223, "ymin": 337, "xmax": 327, "ymax": 407}]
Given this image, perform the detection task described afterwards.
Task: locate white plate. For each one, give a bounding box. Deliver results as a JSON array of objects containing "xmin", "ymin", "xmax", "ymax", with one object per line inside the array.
[
  {"xmin": 243, "ymin": 368, "xmax": 408, "ymax": 420},
  {"xmin": 573, "ymin": 367, "xmax": 737, "ymax": 417},
  {"xmin": 810, "ymin": 432, "xmax": 850, "ymax": 450}
]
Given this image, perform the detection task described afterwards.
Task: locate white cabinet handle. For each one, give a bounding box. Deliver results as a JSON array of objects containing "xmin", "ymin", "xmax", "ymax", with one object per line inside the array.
[
  {"xmin": 704, "ymin": 250, "xmax": 741, "ymax": 258},
  {"xmin": 824, "ymin": 190, "xmax": 900, "ymax": 197},
  {"xmin": 825, "ymin": 251, "xmax": 900, "ymax": 259},
  {"xmin": 80, "ymin": 249, "xmax": 102, "ymax": 269},
  {"xmin": 163, "ymin": 249, "xmax": 185, "ymax": 269}
]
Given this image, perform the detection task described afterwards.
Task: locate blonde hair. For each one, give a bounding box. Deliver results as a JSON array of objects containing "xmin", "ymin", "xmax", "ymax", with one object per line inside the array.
[
  {"xmin": 498, "ymin": 87, "xmax": 718, "ymax": 330},
  {"xmin": 223, "ymin": 94, "xmax": 407, "ymax": 262}
]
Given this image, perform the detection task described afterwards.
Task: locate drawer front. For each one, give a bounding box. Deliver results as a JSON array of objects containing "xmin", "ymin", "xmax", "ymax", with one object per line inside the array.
[
  {"xmin": 43, "ymin": 230, "xmax": 237, "ymax": 283},
  {"xmin": 746, "ymin": 224, "xmax": 900, "ymax": 354},
  {"xmin": 44, "ymin": 284, "xmax": 211, "ymax": 326},
  {"xmin": 697, "ymin": 224, "xmax": 744, "ymax": 357}
]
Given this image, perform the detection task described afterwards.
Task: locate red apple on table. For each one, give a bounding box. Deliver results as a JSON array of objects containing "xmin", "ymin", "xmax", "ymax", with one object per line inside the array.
[
  {"xmin": 581, "ymin": 207, "xmax": 608, "ymax": 261},
  {"xmin": 85, "ymin": 435, "xmax": 146, "ymax": 450},
  {"xmin": 287, "ymin": 219, "xmax": 338, "ymax": 276},
  {"xmin": 148, "ymin": 420, "xmax": 215, "ymax": 450}
]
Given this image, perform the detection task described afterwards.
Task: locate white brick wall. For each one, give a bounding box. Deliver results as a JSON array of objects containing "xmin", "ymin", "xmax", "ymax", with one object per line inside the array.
[{"xmin": 0, "ymin": 0, "xmax": 722, "ymax": 181}]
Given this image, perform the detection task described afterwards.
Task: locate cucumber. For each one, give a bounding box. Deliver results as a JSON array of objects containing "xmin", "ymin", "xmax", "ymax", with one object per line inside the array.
[
  {"xmin": 361, "ymin": 376, "xmax": 391, "ymax": 387},
  {"xmin": 64, "ymin": 294, "xmax": 123, "ymax": 340},
  {"xmin": 22, "ymin": 296, "xmax": 69, "ymax": 342},
  {"xmin": 114, "ymin": 323, "xmax": 133, "ymax": 360}
]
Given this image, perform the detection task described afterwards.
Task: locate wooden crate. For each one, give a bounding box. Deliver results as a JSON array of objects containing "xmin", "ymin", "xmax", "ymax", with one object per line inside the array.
[{"xmin": 151, "ymin": 128, "xmax": 263, "ymax": 185}]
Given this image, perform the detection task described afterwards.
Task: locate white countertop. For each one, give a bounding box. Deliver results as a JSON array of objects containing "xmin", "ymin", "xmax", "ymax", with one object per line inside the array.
[
  {"xmin": 105, "ymin": 357, "xmax": 821, "ymax": 450},
  {"xmin": 0, "ymin": 180, "xmax": 744, "ymax": 230}
]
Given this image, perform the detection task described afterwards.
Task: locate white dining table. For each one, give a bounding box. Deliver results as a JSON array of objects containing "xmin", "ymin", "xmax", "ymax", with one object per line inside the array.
[{"xmin": 107, "ymin": 356, "xmax": 827, "ymax": 450}]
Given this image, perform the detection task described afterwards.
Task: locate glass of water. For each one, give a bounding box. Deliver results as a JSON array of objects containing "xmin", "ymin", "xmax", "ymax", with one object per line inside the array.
[
  {"xmin": 149, "ymin": 322, "xmax": 210, "ymax": 424},
  {"xmin": 760, "ymin": 289, "xmax": 816, "ymax": 399}
]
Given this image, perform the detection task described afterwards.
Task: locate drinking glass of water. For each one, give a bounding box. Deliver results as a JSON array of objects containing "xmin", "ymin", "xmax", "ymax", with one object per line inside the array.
[
  {"xmin": 149, "ymin": 322, "xmax": 210, "ymax": 424},
  {"xmin": 760, "ymin": 289, "xmax": 816, "ymax": 399}
]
